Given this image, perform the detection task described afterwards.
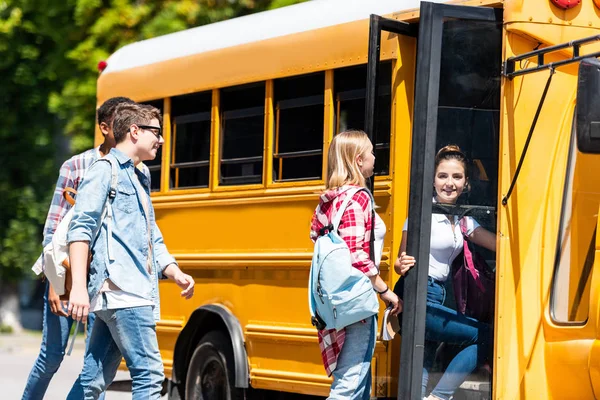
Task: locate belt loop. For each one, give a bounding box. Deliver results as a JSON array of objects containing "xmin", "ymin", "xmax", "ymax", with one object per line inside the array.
[
  {"xmin": 441, "ymin": 283, "xmax": 447, "ymax": 305},
  {"xmin": 102, "ymin": 292, "xmax": 108, "ymax": 312}
]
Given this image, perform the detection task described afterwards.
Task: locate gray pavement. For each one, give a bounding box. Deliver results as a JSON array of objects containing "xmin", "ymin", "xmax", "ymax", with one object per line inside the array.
[{"xmin": 0, "ymin": 332, "xmax": 158, "ymax": 399}]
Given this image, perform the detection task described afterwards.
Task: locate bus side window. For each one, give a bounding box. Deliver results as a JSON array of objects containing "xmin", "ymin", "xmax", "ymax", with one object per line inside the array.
[
  {"xmin": 334, "ymin": 62, "xmax": 392, "ymax": 176},
  {"xmin": 170, "ymin": 92, "xmax": 212, "ymax": 189},
  {"xmin": 220, "ymin": 82, "xmax": 266, "ymax": 186},
  {"xmin": 273, "ymin": 72, "xmax": 325, "ymax": 182},
  {"xmin": 140, "ymin": 99, "xmax": 164, "ymax": 192}
]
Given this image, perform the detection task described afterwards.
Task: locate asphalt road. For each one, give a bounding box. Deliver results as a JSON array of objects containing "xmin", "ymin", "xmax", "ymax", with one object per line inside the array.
[
  {"xmin": 0, "ymin": 333, "xmax": 324, "ymax": 400},
  {"xmin": 0, "ymin": 332, "xmax": 152, "ymax": 399}
]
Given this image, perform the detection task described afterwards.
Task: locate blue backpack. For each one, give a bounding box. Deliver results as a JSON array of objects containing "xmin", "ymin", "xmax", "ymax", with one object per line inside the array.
[{"xmin": 308, "ymin": 187, "xmax": 380, "ymax": 331}]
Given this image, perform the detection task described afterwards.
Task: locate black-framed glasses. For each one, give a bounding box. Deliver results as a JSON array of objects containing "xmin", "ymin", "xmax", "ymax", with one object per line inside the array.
[{"xmin": 137, "ymin": 125, "xmax": 162, "ymax": 139}]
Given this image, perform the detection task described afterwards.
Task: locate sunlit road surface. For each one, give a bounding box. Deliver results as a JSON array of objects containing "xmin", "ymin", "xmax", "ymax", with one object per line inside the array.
[{"xmin": 0, "ymin": 332, "xmax": 152, "ymax": 399}]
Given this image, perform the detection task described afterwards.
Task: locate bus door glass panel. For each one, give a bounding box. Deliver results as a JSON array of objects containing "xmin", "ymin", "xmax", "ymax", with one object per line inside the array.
[
  {"xmin": 436, "ymin": 18, "xmax": 501, "ymax": 256},
  {"xmin": 141, "ymin": 99, "xmax": 164, "ymax": 191},
  {"xmin": 220, "ymin": 82, "xmax": 265, "ymax": 186},
  {"xmin": 334, "ymin": 62, "xmax": 392, "ymax": 175},
  {"xmin": 399, "ymin": 3, "xmax": 502, "ymax": 399},
  {"xmin": 170, "ymin": 91, "xmax": 212, "ymax": 189},
  {"xmin": 551, "ymin": 133, "xmax": 600, "ymax": 324}
]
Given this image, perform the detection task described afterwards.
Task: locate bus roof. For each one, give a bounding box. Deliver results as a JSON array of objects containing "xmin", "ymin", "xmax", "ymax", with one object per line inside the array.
[{"xmin": 104, "ymin": 0, "xmax": 444, "ymax": 74}]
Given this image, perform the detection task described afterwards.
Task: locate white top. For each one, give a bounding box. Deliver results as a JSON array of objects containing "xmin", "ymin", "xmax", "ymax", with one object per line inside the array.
[
  {"xmin": 373, "ymin": 213, "xmax": 386, "ymax": 268},
  {"xmin": 403, "ymin": 214, "xmax": 480, "ymax": 282},
  {"xmin": 90, "ymin": 290, "xmax": 154, "ymax": 312},
  {"xmin": 103, "ymin": 0, "xmax": 447, "ymax": 74}
]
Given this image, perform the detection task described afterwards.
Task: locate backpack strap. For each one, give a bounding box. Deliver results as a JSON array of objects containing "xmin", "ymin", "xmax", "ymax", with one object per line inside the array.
[
  {"xmin": 331, "ymin": 187, "xmax": 377, "ymax": 268},
  {"xmin": 331, "ymin": 187, "xmax": 366, "ymax": 231},
  {"xmin": 94, "ymin": 155, "xmax": 119, "ymax": 262},
  {"xmin": 459, "ymin": 218, "xmax": 485, "ymax": 291}
]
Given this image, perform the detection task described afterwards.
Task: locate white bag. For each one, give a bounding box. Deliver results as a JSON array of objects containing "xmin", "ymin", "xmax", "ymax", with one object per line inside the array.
[{"xmin": 42, "ymin": 157, "xmax": 118, "ymax": 296}]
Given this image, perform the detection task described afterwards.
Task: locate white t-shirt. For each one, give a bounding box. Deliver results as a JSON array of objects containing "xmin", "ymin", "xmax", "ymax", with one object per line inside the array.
[
  {"xmin": 90, "ymin": 289, "xmax": 154, "ymax": 312},
  {"xmin": 373, "ymin": 213, "xmax": 386, "ymax": 267},
  {"xmin": 403, "ymin": 214, "xmax": 480, "ymax": 282}
]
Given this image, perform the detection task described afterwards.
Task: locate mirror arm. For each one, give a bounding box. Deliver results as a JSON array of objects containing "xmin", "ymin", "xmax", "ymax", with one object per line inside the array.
[{"xmin": 502, "ymin": 68, "xmax": 555, "ymax": 206}]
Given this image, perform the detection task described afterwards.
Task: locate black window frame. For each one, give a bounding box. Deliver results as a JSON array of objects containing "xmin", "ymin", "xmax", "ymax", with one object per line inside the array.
[
  {"xmin": 335, "ymin": 60, "xmax": 395, "ymax": 178},
  {"xmin": 272, "ymin": 72, "xmax": 325, "ymax": 183},
  {"xmin": 170, "ymin": 110, "xmax": 212, "ymax": 190},
  {"xmin": 218, "ymin": 83, "xmax": 266, "ymax": 187}
]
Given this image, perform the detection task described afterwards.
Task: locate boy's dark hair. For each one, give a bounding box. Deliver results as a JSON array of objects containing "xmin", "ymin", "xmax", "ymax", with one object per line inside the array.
[
  {"xmin": 97, "ymin": 97, "xmax": 135, "ymax": 126},
  {"xmin": 112, "ymin": 103, "xmax": 162, "ymax": 144}
]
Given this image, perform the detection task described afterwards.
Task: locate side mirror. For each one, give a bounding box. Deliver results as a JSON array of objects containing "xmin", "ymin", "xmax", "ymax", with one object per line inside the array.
[{"xmin": 576, "ymin": 57, "xmax": 600, "ymax": 153}]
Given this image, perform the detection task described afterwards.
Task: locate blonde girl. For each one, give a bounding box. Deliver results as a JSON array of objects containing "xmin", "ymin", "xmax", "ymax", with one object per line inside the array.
[{"xmin": 310, "ymin": 130, "xmax": 400, "ymax": 399}]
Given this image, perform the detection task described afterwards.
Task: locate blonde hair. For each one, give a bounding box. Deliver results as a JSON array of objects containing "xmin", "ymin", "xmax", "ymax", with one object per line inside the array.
[{"xmin": 326, "ymin": 130, "xmax": 373, "ymax": 189}]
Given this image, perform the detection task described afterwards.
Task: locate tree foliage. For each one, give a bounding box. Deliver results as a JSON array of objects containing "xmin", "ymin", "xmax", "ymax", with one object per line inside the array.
[{"xmin": 0, "ymin": 0, "xmax": 308, "ymax": 283}]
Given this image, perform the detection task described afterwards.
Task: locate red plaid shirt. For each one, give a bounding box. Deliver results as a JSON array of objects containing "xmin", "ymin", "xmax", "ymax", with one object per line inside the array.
[{"xmin": 309, "ymin": 185, "xmax": 376, "ymax": 376}]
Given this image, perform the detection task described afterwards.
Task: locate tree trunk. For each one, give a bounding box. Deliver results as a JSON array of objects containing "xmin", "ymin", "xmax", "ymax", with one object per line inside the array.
[{"xmin": 0, "ymin": 281, "xmax": 23, "ymax": 333}]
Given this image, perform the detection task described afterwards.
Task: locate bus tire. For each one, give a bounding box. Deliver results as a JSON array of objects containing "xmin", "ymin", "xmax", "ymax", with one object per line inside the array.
[{"xmin": 185, "ymin": 331, "xmax": 244, "ymax": 400}]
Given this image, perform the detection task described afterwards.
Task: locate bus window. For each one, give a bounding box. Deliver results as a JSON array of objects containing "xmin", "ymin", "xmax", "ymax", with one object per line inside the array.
[
  {"xmin": 334, "ymin": 61, "xmax": 392, "ymax": 175},
  {"xmin": 220, "ymin": 82, "xmax": 265, "ymax": 186},
  {"xmin": 140, "ymin": 99, "xmax": 164, "ymax": 192},
  {"xmin": 273, "ymin": 72, "xmax": 324, "ymax": 182},
  {"xmin": 551, "ymin": 136, "xmax": 598, "ymax": 324},
  {"xmin": 170, "ymin": 91, "xmax": 212, "ymax": 189}
]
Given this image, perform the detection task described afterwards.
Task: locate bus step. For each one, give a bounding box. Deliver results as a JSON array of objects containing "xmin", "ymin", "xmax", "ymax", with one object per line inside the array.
[{"xmin": 455, "ymin": 373, "xmax": 491, "ymax": 400}]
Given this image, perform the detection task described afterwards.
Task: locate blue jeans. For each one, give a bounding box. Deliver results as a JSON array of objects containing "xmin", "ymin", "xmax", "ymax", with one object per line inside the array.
[
  {"xmin": 67, "ymin": 305, "xmax": 164, "ymax": 400},
  {"xmin": 22, "ymin": 282, "xmax": 104, "ymax": 400},
  {"xmin": 328, "ymin": 315, "xmax": 376, "ymax": 400},
  {"xmin": 422, "ymin": 277, "xmax": 491, "ymax": 400}
]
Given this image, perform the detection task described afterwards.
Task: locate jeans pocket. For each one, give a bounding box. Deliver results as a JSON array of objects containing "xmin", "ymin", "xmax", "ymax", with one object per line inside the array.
[{"xmin": 427, "ymin": 281, "xmax": 445, "ymax": 305}]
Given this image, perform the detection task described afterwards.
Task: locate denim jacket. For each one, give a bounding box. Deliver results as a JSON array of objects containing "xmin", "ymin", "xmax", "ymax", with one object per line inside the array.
[{"xmin": 67, "ymin": 148, "xmax": 176, "ymax": 320}]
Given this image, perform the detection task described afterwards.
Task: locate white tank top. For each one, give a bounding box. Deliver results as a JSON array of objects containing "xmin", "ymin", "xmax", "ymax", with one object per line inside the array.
[{"xmin": 373, "ymin": 213, "xmax": 386, "ymax": 267}]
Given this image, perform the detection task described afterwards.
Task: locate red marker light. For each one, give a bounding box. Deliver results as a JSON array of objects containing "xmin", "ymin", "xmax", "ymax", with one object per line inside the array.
[
  {"xmin": 551, "ymin": 0, "xmax": 580, "ymax": 9},
  {"xmin": 98, "ymin": 60, "xmax": 108, "ymax": 72}
]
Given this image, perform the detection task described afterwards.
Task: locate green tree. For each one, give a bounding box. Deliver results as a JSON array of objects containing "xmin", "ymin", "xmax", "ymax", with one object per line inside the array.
[
  {"xmin": 0, "ymin": 0, "xmax": 308, "ymax": 330},
  {"xmin": 0, "ymin": 0, "xmax": 84, "ymax": 331},
  {"xmin": 53, "ymin": 0, "xmax": 310, "ymax": 153}
]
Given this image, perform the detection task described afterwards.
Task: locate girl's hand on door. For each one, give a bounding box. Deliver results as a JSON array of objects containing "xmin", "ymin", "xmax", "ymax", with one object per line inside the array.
[{"xmin": 394, "ymin": 252, "xmax": 416, "ymax": 276}]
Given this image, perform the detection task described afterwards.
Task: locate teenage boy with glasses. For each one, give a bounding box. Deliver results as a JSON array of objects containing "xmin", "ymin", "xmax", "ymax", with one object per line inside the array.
[
  {"xmin": 66, "ymin": 103, "xmax": 195, "ymax": 400},
  {"xmin": 22, "ymin": 97, "xmax": 136, "ymax": 400}
]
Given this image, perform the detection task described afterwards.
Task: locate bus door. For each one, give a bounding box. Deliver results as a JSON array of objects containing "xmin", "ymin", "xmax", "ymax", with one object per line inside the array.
[
  {"xmin": 396, "ymin": 3, "xmax": 502, "ymax": 399},
  {"xmin": 364, "ymin": 14, "xmax": 416, "ymax": 185}
]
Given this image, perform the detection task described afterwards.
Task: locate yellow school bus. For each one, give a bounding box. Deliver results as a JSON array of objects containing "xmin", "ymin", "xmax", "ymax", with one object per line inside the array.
[{"xmin": 96, "ymin": 0, "xmax": 600, "ymax": 398}]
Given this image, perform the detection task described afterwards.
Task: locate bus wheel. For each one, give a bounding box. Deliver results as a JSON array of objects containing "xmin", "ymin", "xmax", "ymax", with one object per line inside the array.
[{"xmin": 185, "ymin": 331, "xmax": 244, "ymax": 400}]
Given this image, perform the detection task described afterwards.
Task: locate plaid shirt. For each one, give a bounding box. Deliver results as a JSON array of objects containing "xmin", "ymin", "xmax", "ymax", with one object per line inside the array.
[
  {"xmin": 309, "ymin": 185, "xmax": 376, "ymax": 376},
  {"xmin": 32, "ymin": 147, "xmax": 150, "ymax": 275}
]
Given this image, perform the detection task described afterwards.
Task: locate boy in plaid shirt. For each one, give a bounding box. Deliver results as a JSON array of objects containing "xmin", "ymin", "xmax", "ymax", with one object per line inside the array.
[{"xmin": 22, "ymin": 97, "xmax": 136, "ymax": 400}]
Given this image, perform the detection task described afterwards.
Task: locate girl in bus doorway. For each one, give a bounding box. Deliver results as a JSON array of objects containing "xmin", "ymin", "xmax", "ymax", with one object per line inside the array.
[
  {"xmin": 394, "ymin": 145, "xmax": 496, "ymax": 400},
  {"xmin": 310, "ymin": 130, "xmax": 400, "ymax": 399}
]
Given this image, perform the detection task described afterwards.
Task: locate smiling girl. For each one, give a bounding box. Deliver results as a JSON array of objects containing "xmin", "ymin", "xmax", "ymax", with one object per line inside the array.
[{"xmin": 394, "ymin": 145, "xmax": 496, "ymax": 400}]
